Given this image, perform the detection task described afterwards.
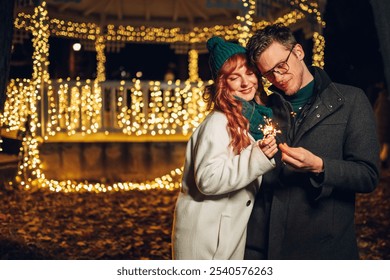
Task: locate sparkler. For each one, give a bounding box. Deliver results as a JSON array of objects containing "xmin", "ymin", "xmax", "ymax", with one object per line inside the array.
[{"xmin": 259, "ymin": 117, "xmax": 282, "ymax": 142}]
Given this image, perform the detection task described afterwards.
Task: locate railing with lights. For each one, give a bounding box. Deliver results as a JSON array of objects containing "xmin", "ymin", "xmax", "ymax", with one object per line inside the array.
[
  {"xmin": 3, "ymin": 76, "xmax": 285, "ymax": 193},
  {"xmin": 2, "ymin": 78, "xmax": 209, "ymax": 142},
  {"xmin": 0, "ymin": 78, "xmax": 209, "ymax": 193}
]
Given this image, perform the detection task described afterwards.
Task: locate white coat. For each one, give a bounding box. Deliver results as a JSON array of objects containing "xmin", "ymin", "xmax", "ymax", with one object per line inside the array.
[{"xmin": 172, "ymin": 111, "xmax": 275, "ymax": 259}]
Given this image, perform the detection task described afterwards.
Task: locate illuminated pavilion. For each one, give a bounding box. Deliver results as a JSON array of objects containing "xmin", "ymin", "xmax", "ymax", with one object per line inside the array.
[{"xmin": 0, "ymin": 0, "xmax": 326, "ymax": 193}]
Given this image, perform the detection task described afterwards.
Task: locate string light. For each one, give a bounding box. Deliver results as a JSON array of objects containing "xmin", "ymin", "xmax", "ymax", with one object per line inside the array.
[
  {"xmin": 14, "ymin": 1, "xmax": 325, "ymax": 44},
  {"xmin": 188, "ymin": 49, "xmax": 200, "ymax": 83},
  {"xmin": 290, "ymin": 0, "xmax": 326, "ymax": 27},
  {"xmin": 237, "ymin": 0, "xmax": 256, "ymax": 46},
  {"xmin": 95, "ymin": 35, "xmax": 106, "ymax": 82},
  {"xmin": 2, "ymin": 0, "xmax": 326, "ymax": 193},
  {"xmin": 312, "ymin": 31, "xmax": 325, "ymax": 68}
]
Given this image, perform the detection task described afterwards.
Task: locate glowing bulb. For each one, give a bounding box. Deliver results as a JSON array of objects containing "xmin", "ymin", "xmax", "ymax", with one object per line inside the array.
[{"xmin": 72, "ymin": 43, "xmax": 81, "ymax": 51}]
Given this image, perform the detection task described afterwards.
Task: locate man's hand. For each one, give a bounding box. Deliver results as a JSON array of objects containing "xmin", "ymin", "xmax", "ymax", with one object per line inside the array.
[{"xmin": 279, "ymin": 143, "xmax": 323, "ymax": 173}]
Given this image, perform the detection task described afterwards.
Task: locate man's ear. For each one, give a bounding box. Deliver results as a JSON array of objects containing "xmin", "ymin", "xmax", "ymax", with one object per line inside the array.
[{"xmin": 294, "ymin": 44, "xmax": 305, "ymax": 61}]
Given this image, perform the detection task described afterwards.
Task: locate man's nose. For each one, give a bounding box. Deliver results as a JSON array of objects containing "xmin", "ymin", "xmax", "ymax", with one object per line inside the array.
[{"xmin": 272, "ymin": 71, "xmax": 284, "ymax": 83}]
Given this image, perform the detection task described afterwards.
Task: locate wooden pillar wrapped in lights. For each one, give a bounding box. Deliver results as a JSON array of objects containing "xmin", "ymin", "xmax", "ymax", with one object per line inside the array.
[
  {"xmin": 15, "ymin": 2, "xmax": 50, "ymax": 189},
  {"xmin": 31, "ymin": 1, "xmax": 50, "ymax": 139},
  {"xmin": 95, "ymin": 34, "xmax": 106, "ymax": 83},
  {"xmin": 188, "ymin": 49, "xmax": 200, "ymax": 83}
]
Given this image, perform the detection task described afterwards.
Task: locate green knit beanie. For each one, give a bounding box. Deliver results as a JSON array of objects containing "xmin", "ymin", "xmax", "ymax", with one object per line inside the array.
[{"xmin": 207, "ymin": 36, "xmax": 246, "ymax": 78}]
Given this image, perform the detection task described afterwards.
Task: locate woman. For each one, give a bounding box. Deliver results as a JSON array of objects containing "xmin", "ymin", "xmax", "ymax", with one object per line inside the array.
[{"xmin": 171, "ymin": 36, "xmax": 277, "ymax": 260}]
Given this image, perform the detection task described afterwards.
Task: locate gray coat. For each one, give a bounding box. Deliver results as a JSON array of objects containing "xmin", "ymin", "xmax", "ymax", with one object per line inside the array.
[{"xmin": 245, "ymin": 67, "xmax": 380, "ymax": 260}]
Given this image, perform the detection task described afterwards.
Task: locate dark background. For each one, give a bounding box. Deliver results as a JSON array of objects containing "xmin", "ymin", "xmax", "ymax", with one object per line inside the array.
[
  {"xmin": 9, "ymin": 0, "xmax": 384, "ymax": 93},
  {"xmin": 323, "ymin": 0, "xmax": 384, "ymax": 92}
]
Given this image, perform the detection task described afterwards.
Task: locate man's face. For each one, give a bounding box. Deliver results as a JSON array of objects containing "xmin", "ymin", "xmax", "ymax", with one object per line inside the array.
[{"xmin": 256, "ymin": 42, "xmax": 305, "ymax": 96}]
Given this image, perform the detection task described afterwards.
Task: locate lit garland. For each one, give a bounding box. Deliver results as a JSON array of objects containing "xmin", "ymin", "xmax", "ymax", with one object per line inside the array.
[
  {"xmin": 14, "ymin": 1, "xmax": 325, "ymax": 44},
  {"xmin": 273, "ymin": 10, "xmax": 306, "ymax": 26},
  {"xmin": 15, "ymin": 2, "xmax": 50, "ymax": 191},
  {"xmin": 122, "ymin": 78, "xmax": 207, "ymax": 137},
  {"xmin": 10, "ymin": 167, "xmax": 184, "ymax": 193},
  {"xmin": 188, "ymin": 49, "xmax": 200, "ymax": 82},
  {"xmin": 290, "ymin": 0, "xmax": 326, "ymax": 27},
  {"xmin": 237, "ymin": 0, "xmax": 256, "ymax": 46},
  {"xmin": 81, "ymin": 79, "xmax": 208, "ymax": 137},
  {"xmin": 312, "ymin": 31, "xmax": 325, "ymax": 68},
  {"xmin": 95, "ymin": 35, "xmax": 106, "ymax": 82},
  {"xmin": 14, "ymin": 13, "xmax": 99, "ymax": 41},
  {"xmin": 117, "ymin": 79, "xmax": 146, "ymax": 136},
  {"xmin": 1, "ymin": 79, "xmax": 31, "ymax": 132},
  {"xmin": 2, "ymin": 0, "xmax": 326, "ymax": 192}
]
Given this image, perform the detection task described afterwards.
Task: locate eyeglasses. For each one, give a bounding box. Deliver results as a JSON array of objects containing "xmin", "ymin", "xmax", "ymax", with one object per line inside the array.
[{"xmin": 262, "ymin": 44, "xmax": 296, "ymax": 80}]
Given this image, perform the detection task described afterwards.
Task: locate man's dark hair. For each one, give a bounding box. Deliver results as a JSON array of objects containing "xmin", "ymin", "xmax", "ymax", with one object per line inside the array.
[{"xmin": 246, "ymin": 23, "xmax": 297, "ymax": 67}]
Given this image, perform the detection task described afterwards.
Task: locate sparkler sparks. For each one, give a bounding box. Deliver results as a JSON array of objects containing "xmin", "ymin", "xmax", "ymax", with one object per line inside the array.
[{"xmin": 259, "ymin": 117, "xmax": 282, "ymax": 140}]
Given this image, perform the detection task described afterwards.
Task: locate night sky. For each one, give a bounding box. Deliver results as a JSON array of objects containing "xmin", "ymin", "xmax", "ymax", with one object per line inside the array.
[
  {"xmin": 9, "ymin": 0, "xmax": 384, "ymax": 92},
  {"xmin": 323, "ymin": 0, "xmax": 383, "ymax": 91}
]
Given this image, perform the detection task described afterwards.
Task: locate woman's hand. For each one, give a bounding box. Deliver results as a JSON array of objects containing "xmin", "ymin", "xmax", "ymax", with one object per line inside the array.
[{"xmin": 259, "ymin": 135, "xmax": 278, "ymax": 159}]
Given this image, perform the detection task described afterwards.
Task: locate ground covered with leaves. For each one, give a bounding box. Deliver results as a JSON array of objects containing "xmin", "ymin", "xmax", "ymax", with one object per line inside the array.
[{"xmin": 0, "ymin": 168, "xmax": 389, "ymax": 260}]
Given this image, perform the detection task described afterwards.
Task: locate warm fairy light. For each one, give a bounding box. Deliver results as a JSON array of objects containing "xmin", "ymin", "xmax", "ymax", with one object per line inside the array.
[
  {"xmin": 312, "ymin": 31, "xmax": 325, "ymax": 68},
  {"xmin": 273, "ymin": 10, "xmax": 305, "ymax": 26},
  {"xmin": 2, "ymin": 1, "xmax": 325, "ymax": 192},
  {"xmin": 10, "ymin": 166, "xmax": 184, "ymax": 193},
  {"xmin": 1, "ymin": 79, "xmax": 31, "ymax": 132},
  {"xmin": 114, "ymin": 79, "xmax": 206, "ymax": 136},
  {"xmin": 14, "ymin": 1, "xmax": 325, "ymax": 45},
  {"xmin": 14, "ymin": 12, "xmax": 99, "ymax": 40},
  {"xmin": 259, "ymin": 117, "xmax": 282, "ymax": 140},
  {"xmin": 237, "ymin": 0, "xmax": 256, "ymax": 46},
  {"xmin": 188, "ymin": 49, "xmax": 200, "ymax": 82},
  {"xmin": 95, "ymin": 35, "xmax": 106, "ymax": 82},
  {"xmin": 290, "ymin": 0, "xmax": 326, "ymax": 27}
]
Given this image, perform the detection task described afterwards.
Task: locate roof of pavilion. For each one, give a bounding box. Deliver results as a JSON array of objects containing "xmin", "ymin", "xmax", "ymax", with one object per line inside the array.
[
  {"xmin": 14, "ymin": 0, "xmax": 327, "ymax": 51},
  {"xmin": 30, "ymin": 0, "xmax": 295, "ymax": 29},
  {"xmin": 15, "ymin": 0, "xmax": 327, "ymax": 31}
]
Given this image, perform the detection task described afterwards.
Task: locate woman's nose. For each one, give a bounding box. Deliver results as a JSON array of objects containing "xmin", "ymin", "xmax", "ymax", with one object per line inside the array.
[{"xmin": 241, "ymin": 76, "xmax": 249, "ymax": 86}]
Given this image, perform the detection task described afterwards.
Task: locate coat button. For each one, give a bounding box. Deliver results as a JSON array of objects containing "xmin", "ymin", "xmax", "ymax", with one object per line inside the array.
[
  {"xmin": 316, "ymin": 114, "xmax": 321, "ymax": 118},
  {"xmin": 246, "ymin": 200, "xmax": 251, "ymax": 206}
]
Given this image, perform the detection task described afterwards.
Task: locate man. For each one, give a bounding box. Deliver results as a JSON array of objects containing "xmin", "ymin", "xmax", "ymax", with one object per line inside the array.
[{"xmin": 244, "ymin": 23, "xmax": 380, "ymax": 259}]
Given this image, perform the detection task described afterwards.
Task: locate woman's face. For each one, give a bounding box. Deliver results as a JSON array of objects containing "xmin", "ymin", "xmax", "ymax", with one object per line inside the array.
[{"xmin": 226, "ymin": 62, "xmax": 258, "ymax": 101}]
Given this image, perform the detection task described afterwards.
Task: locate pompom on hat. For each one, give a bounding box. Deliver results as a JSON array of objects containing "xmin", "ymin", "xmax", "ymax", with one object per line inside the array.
[{"xmin": 207, "ymin": 36, "xmax": 246, "ymax": 79}]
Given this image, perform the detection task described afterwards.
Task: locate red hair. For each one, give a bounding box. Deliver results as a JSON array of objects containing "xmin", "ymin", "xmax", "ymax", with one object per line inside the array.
[{"xmin": 203, "ymin": 53, "xmax": 259, "ymax": 154}]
